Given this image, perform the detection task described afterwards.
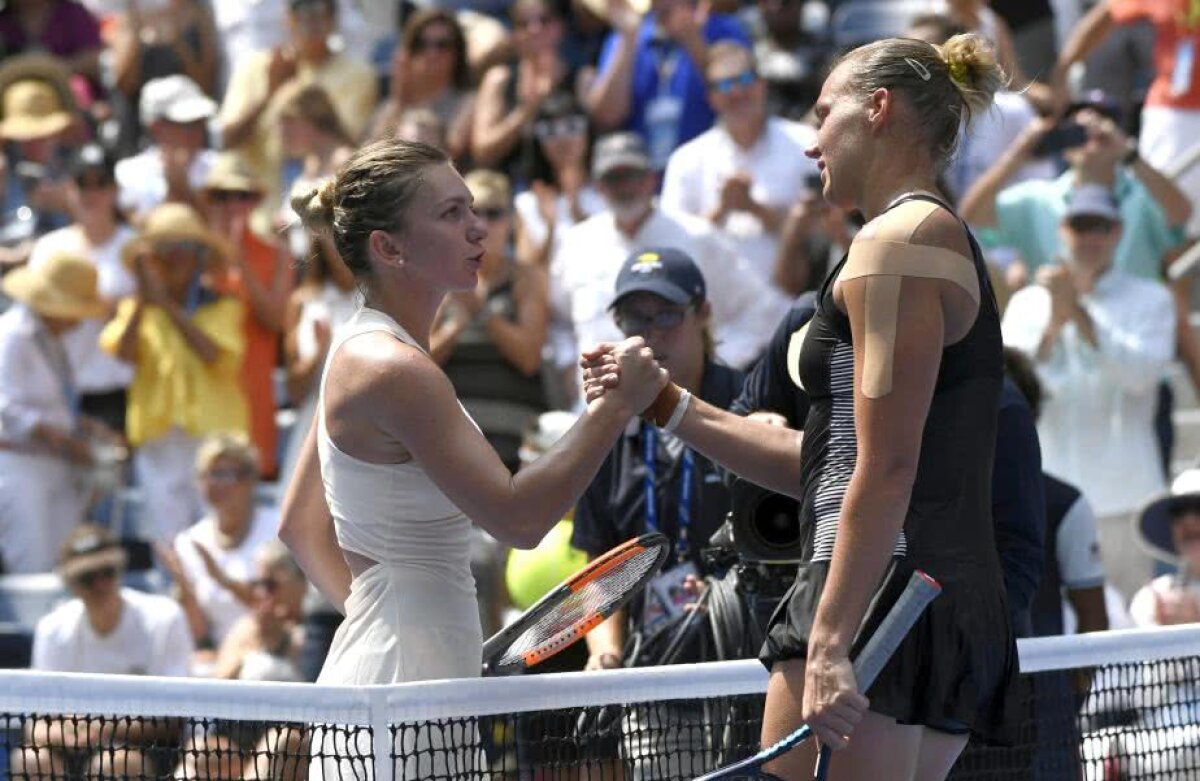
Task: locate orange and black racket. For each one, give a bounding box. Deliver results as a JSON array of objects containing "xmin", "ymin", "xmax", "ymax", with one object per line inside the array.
[{"xmin": 482, "ymin": 533, "xmax": 670, "ymax": 675}]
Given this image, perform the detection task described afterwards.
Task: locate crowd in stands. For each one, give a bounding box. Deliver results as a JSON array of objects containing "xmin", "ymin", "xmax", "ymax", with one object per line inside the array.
[{"xmin": 4, "ymin": 0, "xmax": 1200, "ymax": 766}]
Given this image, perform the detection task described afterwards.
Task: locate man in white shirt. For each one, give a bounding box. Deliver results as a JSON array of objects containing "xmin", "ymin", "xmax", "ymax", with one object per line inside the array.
[
  {"xmin": 551, "ymin": 132, "xmax": 790, "ymax": 403},
  {"xmin": 661, "ymin": 41, "xmax": 817, "ymax": 288},
  {"xmin": 114, "ymin": 75, "xmax": 217, "ymax": 222},
  {"xmin": 1003, "ymin": 184, "xmax": 1175, "ymax": 598},
  {"xmin": 13, "ymin": 525, "xmax": 192, "ymax": 779}
]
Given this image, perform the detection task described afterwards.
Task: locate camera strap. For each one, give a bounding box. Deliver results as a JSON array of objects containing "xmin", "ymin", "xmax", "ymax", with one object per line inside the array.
[{"xmin": 642, "ymin": 424, "xmax": 694, "ymax": 564}]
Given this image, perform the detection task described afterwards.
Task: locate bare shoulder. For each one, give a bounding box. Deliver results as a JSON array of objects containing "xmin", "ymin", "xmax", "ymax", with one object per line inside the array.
[
  {"xmin": 324, "ymin": 332, "xmax": 458, "ymax": 461},
  {"xmin": 330, "ymin": 331, "xmax": 453, "ymax": 408}
]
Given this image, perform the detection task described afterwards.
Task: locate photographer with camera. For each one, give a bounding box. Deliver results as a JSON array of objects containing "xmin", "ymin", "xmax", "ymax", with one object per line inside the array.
[
  {"xmin": 572, "ymin": 246, "xmax": 742, "ymax": 779},
  {"xmin": 959, "ymin": 95, "xmax": 1191, "ymax": 288}
]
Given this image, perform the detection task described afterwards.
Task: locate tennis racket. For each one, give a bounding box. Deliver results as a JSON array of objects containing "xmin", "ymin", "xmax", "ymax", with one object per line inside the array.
[
  {"xmin": 482, "ymin": 532, "xmax": 671, "ymax": 675},
  {"xmin": 692, "ymin": 570, "xmax": 942, "ymax": 781}
]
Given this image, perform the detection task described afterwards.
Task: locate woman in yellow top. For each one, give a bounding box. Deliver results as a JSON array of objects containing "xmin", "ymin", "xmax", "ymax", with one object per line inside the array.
[{"xmin": 100, "ymin": 203, "xmax": 248, "ymax": 543}]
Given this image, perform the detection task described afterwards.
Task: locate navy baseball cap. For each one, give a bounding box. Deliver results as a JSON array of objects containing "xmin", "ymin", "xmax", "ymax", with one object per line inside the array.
[{"xmin": 609, "ymin": 247, "xmax": 707, "ymax": 309}]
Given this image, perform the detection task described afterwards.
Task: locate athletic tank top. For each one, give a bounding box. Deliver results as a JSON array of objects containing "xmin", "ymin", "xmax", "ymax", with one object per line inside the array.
[
  {"xmin": 794, "ymin": 193, "xmax": 1003, "ymax": 576},
  {"xmin": 316, "ymin": 307, "xmax": 474, "ymax": 578}
]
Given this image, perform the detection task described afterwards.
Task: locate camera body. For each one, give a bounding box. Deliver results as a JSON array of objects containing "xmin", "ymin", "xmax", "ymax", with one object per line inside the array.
[{"xmin": 724, "ymin": 475, "xmax": 805, "ymax": 563}]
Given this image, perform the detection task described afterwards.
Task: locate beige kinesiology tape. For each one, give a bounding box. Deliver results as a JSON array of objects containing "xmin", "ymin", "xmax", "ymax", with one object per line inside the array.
[
  {"xmin": 839, "ymin": 239, "xmax": 979, "ymax": 399},
  {"xmin": 786, "ymin": 321, "xmax": 811, "ymax": 391}
]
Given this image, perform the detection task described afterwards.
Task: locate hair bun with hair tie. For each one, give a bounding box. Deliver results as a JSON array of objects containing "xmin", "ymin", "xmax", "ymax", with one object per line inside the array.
[{"xmin": 947, "ymin": 59, "xmax": 970, "ymax": 86}]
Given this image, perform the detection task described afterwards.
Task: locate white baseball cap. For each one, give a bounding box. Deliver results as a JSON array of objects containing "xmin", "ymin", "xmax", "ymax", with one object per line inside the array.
[{"xmin": 140, "ymin": 75, "xmax": 216, "ymax": 126}]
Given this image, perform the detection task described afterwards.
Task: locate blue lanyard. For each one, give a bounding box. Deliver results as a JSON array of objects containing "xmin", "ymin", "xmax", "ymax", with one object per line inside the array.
[
  {"xmin": 33, "ymin": 319, "xmax": 80, "ymax": 425},
  {"xmin": 642, "ymin": 424, "xmax": 695, "ymax": 563}
]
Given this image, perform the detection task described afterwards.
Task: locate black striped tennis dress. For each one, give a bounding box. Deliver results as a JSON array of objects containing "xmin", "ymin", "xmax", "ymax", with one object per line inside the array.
[{"xmin": 760, "ymin": 194, "xmax": 1020, "ymax": 742}]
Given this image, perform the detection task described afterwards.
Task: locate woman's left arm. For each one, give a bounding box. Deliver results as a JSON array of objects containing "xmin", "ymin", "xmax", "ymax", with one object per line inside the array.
[{"xmin": 483, "ymin": 265, "xmax": 549, "ymax": 377}]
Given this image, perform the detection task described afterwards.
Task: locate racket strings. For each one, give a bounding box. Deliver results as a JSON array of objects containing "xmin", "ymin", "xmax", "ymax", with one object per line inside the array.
[{"xmin": 496, "ymin": 547, "xmax": 662, "ymax": 667}]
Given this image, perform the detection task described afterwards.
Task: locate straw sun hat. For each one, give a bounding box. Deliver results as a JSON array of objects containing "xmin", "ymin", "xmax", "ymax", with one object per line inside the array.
[
  {"xmin": 0, "ymin": 54, "xmax": 78, "ymax": 141},
  {"xmin": 121, "ymin": 202, "xmax": 232, "ymax": 270},
  {"xmin": 201, "ymin": 152, "xmax": 266, "ymax": 195},
  {"xmin": 2, "ymin": 253, "xmax": 107, "ymax": 320}
]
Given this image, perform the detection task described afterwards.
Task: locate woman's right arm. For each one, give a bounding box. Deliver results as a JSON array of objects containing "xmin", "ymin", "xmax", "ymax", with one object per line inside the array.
[
  {"xmin": 277, "ymin": 421, "xmax": 351, "ymax": 612},
  {"xmin": 471, "ymin": 65, "xmax": 542, "ymax": 167},
  {"xmin": 339, "ymin": 334, "xmax": 665, "ymax": 548}
]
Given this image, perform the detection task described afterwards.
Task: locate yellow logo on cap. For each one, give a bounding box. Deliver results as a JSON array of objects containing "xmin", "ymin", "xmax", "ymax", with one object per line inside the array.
[{"xmin": 631, "ymin": 252, "xmax": 662, "ymax": 274}]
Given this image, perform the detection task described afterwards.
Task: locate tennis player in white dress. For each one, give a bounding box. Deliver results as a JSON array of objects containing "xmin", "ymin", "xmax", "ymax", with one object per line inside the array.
[{"xmin": 280, "ymin": 138, "xmax": 665, "ymax": 779}]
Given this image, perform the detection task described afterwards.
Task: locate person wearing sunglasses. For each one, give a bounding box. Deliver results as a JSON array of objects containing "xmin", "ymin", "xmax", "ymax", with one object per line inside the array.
[
  {"xmin": 432, "ymin": 169, "xmax": 549, "ymax": 479},
  {"xmin": 156, "ymin": 432, "xmax": 281, "ymax": 670},
  {"xmin": 16, "ymin": 524, "xmax": 191, "ymax": 779},
  {"xmin": 100, "ymin": 203, "xmax": 249, "ymax": 544},
  {"xmin": 1003, "ymin": 183, "xmax": 1176, "ymax": 602},
  {"xmin": 472, "ymin": 0, "xmax": 578, "ymax": 173},
  {"xmin": 371, "ymin": 7, "xmax": 474, "ymax": 163},
  {"xmin": 515, "ymin": 91, "xmax": 606, "ymax": 270},
  {"xmin": 574, "ymin": 246, "xmax": 743, "ymax": 777},
  {"xmin": 661, "ymin": 41, "xmax": 817, "ymax": 292}
]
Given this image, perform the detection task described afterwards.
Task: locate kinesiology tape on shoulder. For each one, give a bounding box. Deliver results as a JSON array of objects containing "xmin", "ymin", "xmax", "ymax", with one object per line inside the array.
[
  {"xmin": 786, "ymin": 321, "xmax": 811, "ymax": 391},
  {"xmin": 839, "ymin": 239, "xmax": 978, "ymax": 399}
]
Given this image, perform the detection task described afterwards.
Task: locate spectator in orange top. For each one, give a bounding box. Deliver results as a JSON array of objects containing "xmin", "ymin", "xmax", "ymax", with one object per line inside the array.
[{"xmin": 203, "ymin": 153, "xmax": 292, "ymax": 479}]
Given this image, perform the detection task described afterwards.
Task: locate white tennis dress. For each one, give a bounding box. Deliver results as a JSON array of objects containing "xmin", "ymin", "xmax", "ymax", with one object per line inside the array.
[{"xmin": 312, "ymin": 306, "xmax": 483, "ymax": 779}]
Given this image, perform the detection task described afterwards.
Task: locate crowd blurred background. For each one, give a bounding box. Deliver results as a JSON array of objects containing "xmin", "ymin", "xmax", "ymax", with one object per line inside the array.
[{"xmin": 3, "ymin": 0, "xmax": 1200, "ymax": 756}]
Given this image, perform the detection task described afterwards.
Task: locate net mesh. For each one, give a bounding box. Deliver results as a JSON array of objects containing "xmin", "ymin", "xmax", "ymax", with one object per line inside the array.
[
  {"xmin": 1, "ymin": 626, "xmax": 1198, "ymax": 780},
  {"xmin": 495, "ymin": 543, "xmax": 665, "ymax": 668}
]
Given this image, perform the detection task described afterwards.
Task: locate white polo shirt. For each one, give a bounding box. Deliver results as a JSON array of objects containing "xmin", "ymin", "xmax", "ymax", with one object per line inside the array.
[
  {"xmin": 1002, "ymin": 269, "xmax": 1175, "ymax": 516},
  {"xmin": 661, "ymin": 117, "xmax": 818, "ymax": 284},
  {"xmin": 550, "ymin": 207, "xmax": 791, "ymax": 377},
  {"xmin": 32, "ymin": 588, "xmax": 193, "ymax": 676}
]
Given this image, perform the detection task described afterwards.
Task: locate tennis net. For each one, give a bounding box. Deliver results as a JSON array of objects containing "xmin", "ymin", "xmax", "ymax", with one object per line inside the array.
[{"xmin": 0, "ymin": 625, "xmax": 1198, "ymax": 780}]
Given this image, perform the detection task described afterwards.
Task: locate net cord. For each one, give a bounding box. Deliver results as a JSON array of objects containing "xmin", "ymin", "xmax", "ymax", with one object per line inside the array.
[{"xmin": 1, "ymin": 625, "xmax": 1198, "ymax": 724}]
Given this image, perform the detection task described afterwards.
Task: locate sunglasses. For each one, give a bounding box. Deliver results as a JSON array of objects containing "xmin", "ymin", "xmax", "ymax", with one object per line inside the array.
[
  {"xmin": 709, "ymin": 70, "xmax": 757, "ymax": 95},
  {"xmin": 413, "ymin": 36, "xmax": 456, "ymax": 54},
  {"xmin": 204, "ymin": 467, "xmax": 255, "ymax": 484},
  {"xmin": 75, "ymin": 566, "xmax": 118, "ymax": 589},
  {"xmin": 534, "ymin": 115, "xmax": 588, "ymax": 140},
  {"xmin": 208, "ymin": 189, "xmax": 259, "ymax": 204},
  {"xmin": 1067, "ymin": 215, "xmax": 1117, "ymax": 235},
  {"xmin": 157, "ymin": 239, "xmax": 211, "ymax": 258},
  {"xmin": 475, "ymin": 207, "xmax": 509, "ymax": 221},
  {"xmin": 613, "ymin": 306, "xmax": 691, "ymax": 335}
]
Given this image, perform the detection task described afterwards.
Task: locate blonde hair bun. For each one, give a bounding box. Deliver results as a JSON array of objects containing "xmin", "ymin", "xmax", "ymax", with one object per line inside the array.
[
  {"xmin": 939, "ymin": 33, "xmax": 1006, "ymax": 119},
  {"xmin": 291, "ymin": 177, "xmax": 337, "ymax": 236}
]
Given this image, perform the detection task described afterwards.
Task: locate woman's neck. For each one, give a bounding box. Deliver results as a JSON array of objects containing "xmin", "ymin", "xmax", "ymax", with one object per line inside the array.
[
  {"xmin": 78, "ymin": 217, "xmax": 117, "ymax": 246},
  {"xmin": 214, "ymin": 508, "xmax": 252, "ymax": 549},
  {"xmin": 363, "ymin": 279, "xmax": 441, "ymax": 352},
  {"xmin": 859, "ymin": 174, "xmax": 942, "ymax": 222}
]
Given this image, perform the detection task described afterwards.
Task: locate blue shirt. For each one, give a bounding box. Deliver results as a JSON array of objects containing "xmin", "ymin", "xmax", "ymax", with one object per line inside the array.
[
  {"xmin": 597, "ymin": 13, "xmax": 750, "ymax": 166},
  {"xmin": 981, "ymin": 168, "xmax": 1187, "ymax": 280}
]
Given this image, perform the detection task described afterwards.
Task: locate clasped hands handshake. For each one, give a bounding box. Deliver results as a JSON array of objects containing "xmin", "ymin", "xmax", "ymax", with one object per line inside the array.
[{"xmin": 578, "ymin": 337, "xmax": 675, "ymax": 421}]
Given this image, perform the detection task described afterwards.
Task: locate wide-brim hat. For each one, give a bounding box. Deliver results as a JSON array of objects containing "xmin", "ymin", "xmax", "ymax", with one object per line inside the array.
[
  {"xmin": 1135, "ymin": 468, "xmax": 1200, "ymax": 565},
  {"xmin": 2, "ymin": 252, "xmax": 108, "ymax": 320},
  {"xmin": 121, "ymin": 202, "xmax": 232, "ymax": 270},
  {"xmin": 201, "ymin": 151, "xmax": 266, "ymax": 195},
  {"xmin": 0, "ymin": 54, "xmax": 78, "ymax": 141}
]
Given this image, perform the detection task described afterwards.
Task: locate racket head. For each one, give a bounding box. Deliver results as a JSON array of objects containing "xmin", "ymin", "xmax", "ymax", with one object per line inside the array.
[{"xmin": 483, "ymin": 532, "xmax": 670, "ymax": 674}]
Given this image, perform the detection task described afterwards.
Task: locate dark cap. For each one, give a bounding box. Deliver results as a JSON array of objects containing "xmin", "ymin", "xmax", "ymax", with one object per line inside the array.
[
  {"xmin": 1065, "ymin": 184, "xmax": 1121, "ymax": 223},
  {"xmin": 592, "ymin": 132, "xmax": 651, "ymax": 179},
  {"xmin": 1067, "ymin": 89, "xmax": 1122, "ymax": 124},
  {"xmin": 58, "ymin": 523, "xmax": 127, "ymax": 581},
  {"xmin": 70, "ymin": 142, "xmax": 114, "ymax": 181},
  {"xmin": 610, "ymin": 247, "xmax": 706, "ymax": 309}
]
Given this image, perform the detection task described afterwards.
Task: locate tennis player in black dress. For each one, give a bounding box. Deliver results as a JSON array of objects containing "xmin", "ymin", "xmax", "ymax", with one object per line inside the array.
[{"xmin": 582, "ymin": 33, "xmax": 1019, "ymax": 781}]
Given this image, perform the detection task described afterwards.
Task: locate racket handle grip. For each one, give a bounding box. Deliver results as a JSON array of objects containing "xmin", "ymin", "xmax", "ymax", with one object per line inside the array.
[
  {"xmin": 815, "ymin": 746, "xmax": 832, "ymax": 780},
  {"xmin": 852, "ymin": 570, "xmax": 941, "ymax": 690}
]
